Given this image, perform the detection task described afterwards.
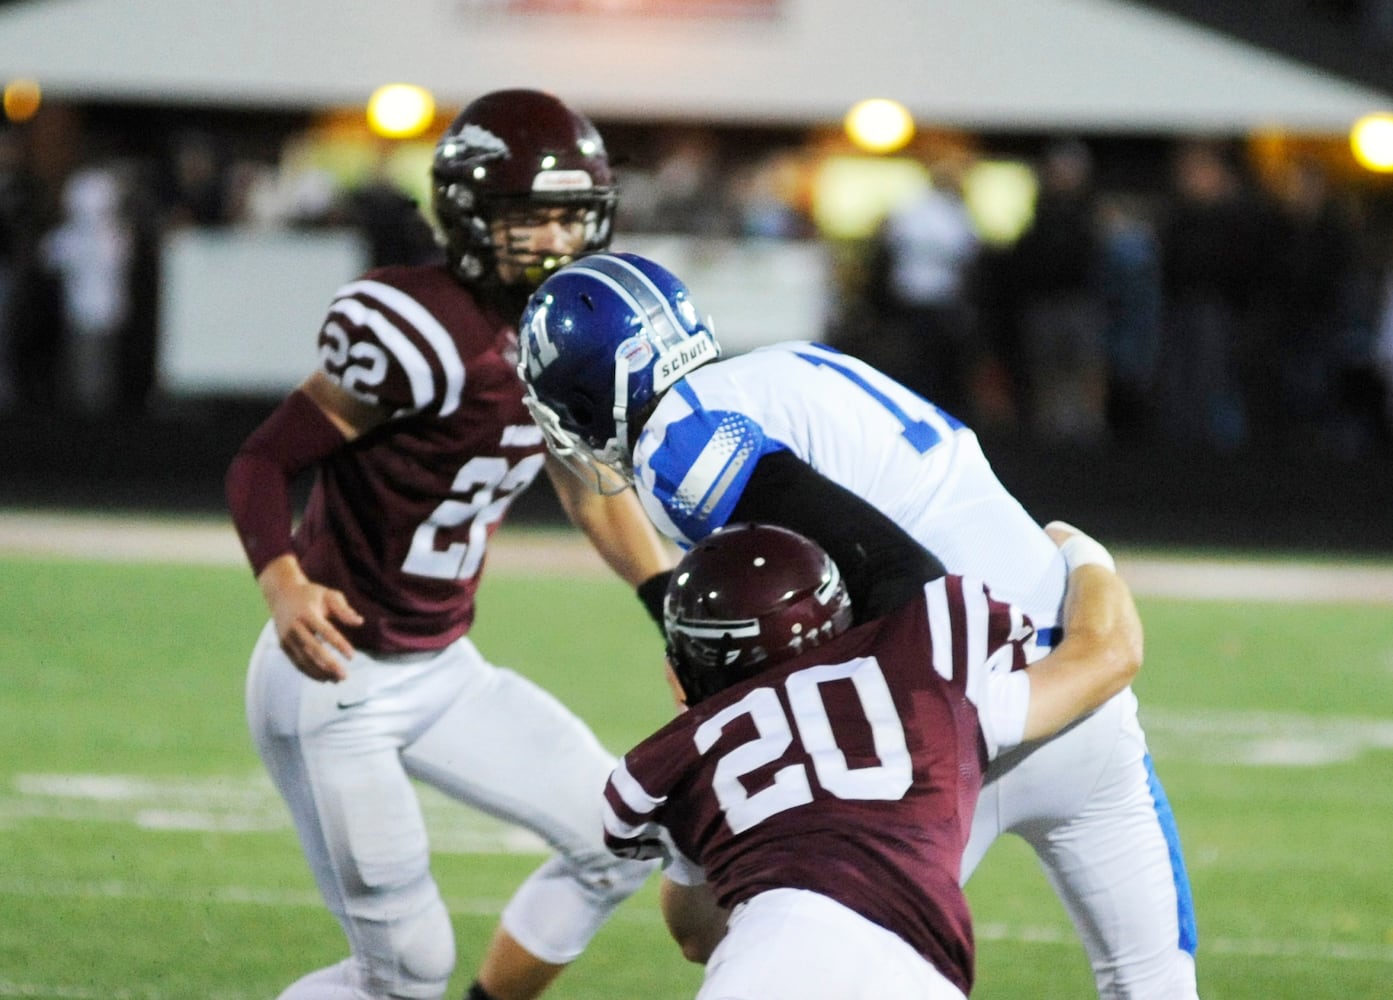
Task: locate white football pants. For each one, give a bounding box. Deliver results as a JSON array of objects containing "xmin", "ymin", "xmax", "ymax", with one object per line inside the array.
[
  {"xmin": 698, "ymin": 888, "xmax": 966, "ymax": 1000},
  {"xmin": 246, "ymin": 622, "xmax": 655, "ymax": 999},
  {"xmin": 966, "ymin": 688, "xmax": 1200, "ymax": 999}
]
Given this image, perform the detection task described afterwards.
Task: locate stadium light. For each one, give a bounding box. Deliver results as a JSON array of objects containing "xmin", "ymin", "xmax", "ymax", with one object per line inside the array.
[
  {"xmin": 3, "ymin": 78, "xmax": 41, "ymax": 123},
  {"xmin": 1350, "ymin": 112, "xmax": 1393, "ymax": 173},
  {"xmin": 844, "ymin": 98, "xmax": 915, "ymax": 155},
  {"xmin": 367, "ymin": 83, "xmax": 436, "ymax": 140}
]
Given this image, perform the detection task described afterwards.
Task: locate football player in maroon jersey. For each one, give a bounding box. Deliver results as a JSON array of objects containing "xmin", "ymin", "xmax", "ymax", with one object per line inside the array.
[
  {"xmin": 603, "ymin": 521, "xmax": 1142, "ymax": 999},
  {"xmin": 226, "ymin": 90, "xmax": 676, "ymax": 1000}
]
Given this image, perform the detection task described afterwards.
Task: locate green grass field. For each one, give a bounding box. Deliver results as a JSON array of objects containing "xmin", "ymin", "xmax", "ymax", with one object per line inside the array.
[{"xmin": 1, "ymin": 531, "xmax": 1391, "ymax": 999}]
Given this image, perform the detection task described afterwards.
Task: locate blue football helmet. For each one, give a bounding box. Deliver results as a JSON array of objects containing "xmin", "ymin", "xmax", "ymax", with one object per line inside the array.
[{"xmin": 517, "ymin": 252, "xmax": 721, "ymax": 493}]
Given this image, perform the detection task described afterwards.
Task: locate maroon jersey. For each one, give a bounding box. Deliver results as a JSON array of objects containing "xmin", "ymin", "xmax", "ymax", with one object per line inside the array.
[
  {"xmin": 603, "ymin": 575, "xmax": 1033, "ymax": 995},
  {"xmin": 293, "ymin": 264, "xmax": 546, "ymax": 652}
]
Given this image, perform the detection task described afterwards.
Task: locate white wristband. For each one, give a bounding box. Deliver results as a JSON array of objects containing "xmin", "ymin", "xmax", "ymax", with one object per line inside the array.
[{"xmin": 1058, "ymin": 533, "xmax": 1115, "ymax": 573}]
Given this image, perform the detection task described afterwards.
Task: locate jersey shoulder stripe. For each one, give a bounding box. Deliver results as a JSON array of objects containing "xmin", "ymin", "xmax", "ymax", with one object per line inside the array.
[
  {"xmin": 329, "ymin": 278, "xmax": 467, "ymax": 416},
  {"xmin": 922, "ymin": 574, "xmax": 1010, "ymax": 684},
  {"xmin": 608, "ymin": 756, "xmax": 666, "ymax": 819},
  {"xmin": 603, "ymin": 758, "xmax": 681, "ymax": 864},
  {"xmin": 644, "ymin": 380, "xmax": 777, "ymax": 538},
  {"xmin": 325, "ymin": 294, "xmax": 434, "ymax": 412}
]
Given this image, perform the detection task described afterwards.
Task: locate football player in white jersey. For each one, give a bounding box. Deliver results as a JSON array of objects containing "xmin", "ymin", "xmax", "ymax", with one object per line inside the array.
[
  {"xmin": 227, "ymin": 99, "xmax": 675, "ymax": 1000},
  {"xmin": 604, "ymin": 520, "xmax": 1143, "ymax": 1000},
  {"xmin": 516, "ymin": 252, "xmax": 1201, "ymax": 999}
]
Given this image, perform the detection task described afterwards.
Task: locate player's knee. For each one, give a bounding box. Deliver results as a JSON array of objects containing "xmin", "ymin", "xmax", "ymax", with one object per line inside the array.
[
  {"xmin": 502, "ymin": 853, "xmax": 658, "ymax": 963},
  {"xmin": 359, "ymin": 896, "xmax": 457, "ymax": 999},
  {"xmin": 550, "ymin": 848, "xmax": 658, "ymax": 908},
  {"xmin": 582, "ymin": 852, "xmax": 658, "ymax": 905}
]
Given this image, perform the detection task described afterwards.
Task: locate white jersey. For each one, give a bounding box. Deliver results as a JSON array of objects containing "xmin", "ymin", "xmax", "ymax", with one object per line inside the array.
[
  {"xmin": 632, "ymin": 341, "xmax": 1196, "ymax": 1000},
  {"xmin": 633, "ymin": 341, "xmax": 1069, "ymax": 634}
]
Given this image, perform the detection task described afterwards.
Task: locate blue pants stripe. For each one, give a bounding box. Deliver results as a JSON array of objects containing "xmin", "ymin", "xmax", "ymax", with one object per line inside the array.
[{"xmin": 1144, "ymin": 752, "xmax": 1199, "ymax": 955}]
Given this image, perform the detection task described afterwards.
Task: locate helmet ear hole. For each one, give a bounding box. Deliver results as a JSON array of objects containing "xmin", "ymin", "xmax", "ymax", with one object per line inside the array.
[
  {"xmin": 580, "ymin": 293, "xmax": 596, "ymax": 311},
  {"xmin": 568, "ymin": 396, "xmax": 595, "ymax": 429}
]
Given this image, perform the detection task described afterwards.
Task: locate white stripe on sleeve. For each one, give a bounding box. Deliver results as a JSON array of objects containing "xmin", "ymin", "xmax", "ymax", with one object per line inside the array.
[
  {"xmin": 339, "ymin": 280, "xmax": 466, "ymax": 416},
  {"xmin": 979, "ymin": 668, "xmax": 1030, "ymax": 759},
  {"xmin": 925, "ymin": 580, "xmax": 954, "ymax": 681}
]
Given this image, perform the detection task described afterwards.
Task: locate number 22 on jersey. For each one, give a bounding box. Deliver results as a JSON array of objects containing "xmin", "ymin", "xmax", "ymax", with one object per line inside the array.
[{"xmin": 403, "ymin": 453, "xmax": 545, "ymax": 580}]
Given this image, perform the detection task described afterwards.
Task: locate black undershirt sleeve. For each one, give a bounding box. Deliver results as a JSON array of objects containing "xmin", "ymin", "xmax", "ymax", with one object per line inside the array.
[{"xmin": 727, "ymin": 449, "xmax": 946, "ymax": 624}]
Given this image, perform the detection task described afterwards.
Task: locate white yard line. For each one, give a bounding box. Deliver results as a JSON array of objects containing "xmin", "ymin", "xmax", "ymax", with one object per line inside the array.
[
  {"xmin": 2, "ymin": 509, "xmax": 1392, "ymax": 602},
  {"xmin": 0, "ymin": 510, "xmax": 613, "ymax": 575},
  {"xmin": 1, "ymin": 866, "xmax": 1390, "ymax": 965}
]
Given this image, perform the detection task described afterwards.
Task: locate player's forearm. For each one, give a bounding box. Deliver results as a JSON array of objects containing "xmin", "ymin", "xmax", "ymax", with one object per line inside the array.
[
  {"xmin": 256, "ymin": 552, "xmax": 312, "ymax": 615},
  {"xmin": 590, "ymin": 501, "xmax": 675, "ymax": 586},
  {"xmin": 1060, "ymin": 564, "xmax": 1144, "ymax": 675},
  {"xmin": 225, "ymin": 387, "xmax": 347, "ymax": 576},
  {"xmin": 1021, "ymin": 565, "xmax": 1142, "ymax": 742},
  {"xmin": 226, "ymin": 448, "xmax": 298, "ymax": 576},
  {"xmin": 730, "ymin": 451, "xmax": 945, "ymax": 622},
  {"xmin": 551, "ymin": 463, "xmax": 676, "ymax": 587}
]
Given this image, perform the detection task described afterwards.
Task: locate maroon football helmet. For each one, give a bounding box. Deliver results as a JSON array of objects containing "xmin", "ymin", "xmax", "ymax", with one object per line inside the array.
[
  {"xmin": 665, "ymin": 523, "xmax": 854, "ymax": 705},
  {"xmin": 430, "ymin": 88, "xmax": 617, "ymax": 288}
]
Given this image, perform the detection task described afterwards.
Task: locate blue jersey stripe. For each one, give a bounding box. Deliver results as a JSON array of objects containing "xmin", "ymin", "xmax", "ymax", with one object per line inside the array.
[{"xmin": 648, "ymin": 381, "xmax": 777, "ymax": 540}]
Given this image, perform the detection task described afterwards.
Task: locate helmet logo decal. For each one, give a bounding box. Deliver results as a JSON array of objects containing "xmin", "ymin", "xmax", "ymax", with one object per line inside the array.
[
  {"xmin": 520, "ymin": 299, "xmax": 560, "ymax": 378},
  {"xmin": 669, "ymin": 618, "xmax": 764, "ymax": 668},
  {"xmin": 616, "ymin": 335, "xmax": 655, "ymax": 375},
  {"xmin": 453, "ymin": 124, "xmax": 508, "ymax": 158}
]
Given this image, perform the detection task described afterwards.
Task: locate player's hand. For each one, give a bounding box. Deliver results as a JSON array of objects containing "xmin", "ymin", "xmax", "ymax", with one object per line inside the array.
[{"xmin": 258, "ymin": 555, "xmax": 363, "ymax": 682}]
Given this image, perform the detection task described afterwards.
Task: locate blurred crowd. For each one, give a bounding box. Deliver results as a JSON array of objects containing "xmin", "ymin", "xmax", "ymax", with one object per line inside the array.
[
  {"xmin": 0, "ymin": 125, "xmax": 441, "ymax": 419},
  {"xmin": 2, "ymin": 120, "xmax": 1391, "ymax": 461},
  {"xmin": 840, "ymin": 138, "xmax": 1393, "ymax": 459}
]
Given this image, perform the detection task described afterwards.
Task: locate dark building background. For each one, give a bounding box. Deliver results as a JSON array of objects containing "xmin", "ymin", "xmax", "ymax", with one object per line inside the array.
[{"xmin": 2, "ymin": 0, "xmax": 1391, "ymax": 558}]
